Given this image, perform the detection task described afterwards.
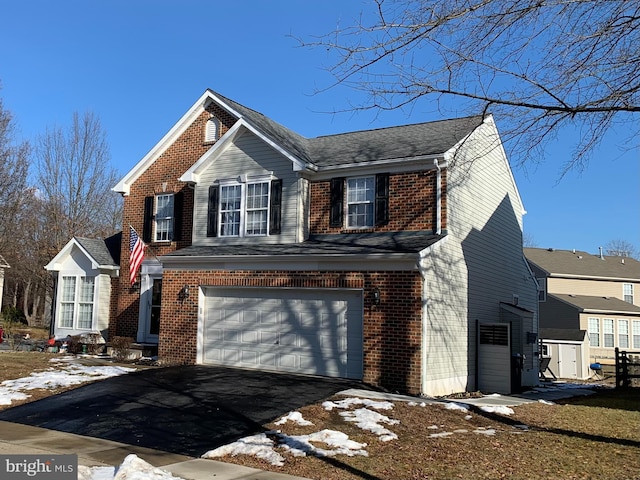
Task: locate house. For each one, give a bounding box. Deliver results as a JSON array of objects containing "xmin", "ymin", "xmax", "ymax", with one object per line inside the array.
[
  {"xmin": 52, "ymin": 89, "xmax": 538, "ymax": 396},
  {"xmin": 0, "ymin": 254, "xmax": 9, "ymax": 313},
  {"xmin": 525, "ymin": 247, "xmax": 640, "ymax": 379},
  {"xmin": 45, "ymin": 233, "xmax": 121, "ymax": 340}
]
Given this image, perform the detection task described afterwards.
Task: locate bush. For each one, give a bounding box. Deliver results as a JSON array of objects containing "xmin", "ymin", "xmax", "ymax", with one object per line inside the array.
[
  {"xmin": 110, "ymin": 336, "xmax": 133, "ymax": 362},
  {"xmin": 2, "ymin": 306, "xmax": 27, "ymax": 325}
]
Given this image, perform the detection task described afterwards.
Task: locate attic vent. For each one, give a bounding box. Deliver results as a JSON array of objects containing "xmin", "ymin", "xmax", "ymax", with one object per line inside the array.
[{"xmin": 205, "ymin": 116, "xmax": 220, "ymax": 143}]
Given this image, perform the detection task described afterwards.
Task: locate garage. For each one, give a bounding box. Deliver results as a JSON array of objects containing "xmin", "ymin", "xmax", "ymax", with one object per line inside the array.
[{"xmin": 198, "ymin": 287, "xmax": 364, "ymax": 379}]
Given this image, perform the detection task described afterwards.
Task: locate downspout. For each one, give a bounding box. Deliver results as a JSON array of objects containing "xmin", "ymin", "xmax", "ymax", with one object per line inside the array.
[{"xmin": 434, "ymin": 159, "xmax": 442, "ymax": 235}]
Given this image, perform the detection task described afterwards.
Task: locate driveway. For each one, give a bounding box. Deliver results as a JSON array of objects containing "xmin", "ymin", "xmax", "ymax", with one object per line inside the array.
[{"xmin": 0, "ymin": 365, "xmax": 363, "ymax": 457}]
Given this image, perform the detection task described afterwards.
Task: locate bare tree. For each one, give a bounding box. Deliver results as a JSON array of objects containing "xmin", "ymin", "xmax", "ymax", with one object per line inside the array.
[
  {"xmin": 523, "ymin": 231, "xmax": 537, "ymax": 248},
  {"xmin": 35, "ymin": 111, "xmax": 122, "ymax": 251},
  {"xmin": 605, "ymin": 239, "xmax": 638, "ymax": 259},
  {"xmin": 302, "ymin": 0, "xmax": 639, "ymax": 174}
]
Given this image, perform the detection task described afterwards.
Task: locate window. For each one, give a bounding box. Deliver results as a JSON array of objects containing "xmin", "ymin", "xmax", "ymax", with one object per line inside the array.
[
  {"xmin": 623, "ymin": 283, "xmax": 634, "ymax": 304},
  {"xmin": 541, "ymin": 344, "xmax": 550, "ymax": 357},
  {"xmin": 537, "ymin": 278, "xmax": 547, "ymax": 302},
  {"xmin": 618, "ymin": 319, "xmax": 629, "ymax": 349},
  {"xmin": 207, "ymin": 178, "xmax": 282, "ymax": 238},
  {"xmin": 603, "ymin": 318, "xmax": 614, "ymax": 348},
  {"xmin": 633, "ymin": 320, "xmax": 640, "ymax": 349},
  {"xmin": 59, "ymin": 275, "xmax": 95, "ymax": 330},
  {"xmin": 143, "ymin": 193, "xmax": 183, "ymax": 243},
  {"xmin": 155, "ymin": 194, "xmax": 174, "ymax": 241},
  {"xmin": 347, "ymin": 177, "xmax": 375, "ymax": 228},
  {"xmin": 588, "ymin": 317, "xmax": 600, "ymax": 347},
  {"xmin": 330, "ymin": 173, "xmax": 389, "ymax": 228}
]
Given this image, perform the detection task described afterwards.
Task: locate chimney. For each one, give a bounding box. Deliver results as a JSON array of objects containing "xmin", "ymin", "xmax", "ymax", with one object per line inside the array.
[{"xmin": 599, "ymin": 246, "xmax": 604, "ymax": 259}]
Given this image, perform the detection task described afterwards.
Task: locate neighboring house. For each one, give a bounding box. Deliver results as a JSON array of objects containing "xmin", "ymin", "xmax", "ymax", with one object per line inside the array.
[
  {"xmin": 45, "ymin": 233, "xmax": 121, "ymax": 340},
  {"xmin": 51, "ymin": 89, "xmax": 538, "ymax": 396},
  {"xmin": 525, "ymin": 247, "xmax": 640, "ymax": 379},
  {"xmin": 0, "ymin": 254, "xmax": 9, "ymax": 313}
]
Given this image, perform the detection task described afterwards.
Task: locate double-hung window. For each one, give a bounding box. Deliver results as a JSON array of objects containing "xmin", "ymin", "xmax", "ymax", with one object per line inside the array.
[
  {"xmin": 623, "ymin": 283, "xmax": 634, "ymax": 304},
  {"xmin": 603, "ymin": 318, "xmax": 614, "ymax": 348},
  {"xmin": 588, "ymin": 317, "xmax": 600, "ymax": 347},
  {"xmin": 155, "ymin": 194, "xmax": 174, "ymax": 242},
  {"xmin": 59, "ymin": 275, "xmax": 95, "ymax": 330},
  {"xmin": 330, "ymin": 173, "xmax": 390, "ymax": 228},
  {"xmin": 537, "ymin": 278, "xmax": 547, "ymax": 302},
  {"xmin": 347, "ymin": 177, "xmax": 375, "ymax": 228},
  {"xmin": 618, "ymin": 319, "xmax": 629, "ymax": 349},
  {"xmin": 207, "ymin": 177, "xmax": 282, "ymax": 238},
  {"xmin": 143, "ymin": 192, "xmax": 183, "ymax": 243},
  {"xmin": 633, "ymin": 320, "xmax": 640, "ymax": 349}
]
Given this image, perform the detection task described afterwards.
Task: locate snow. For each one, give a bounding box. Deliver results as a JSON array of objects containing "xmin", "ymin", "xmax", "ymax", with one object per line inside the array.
[
  {"xmin": 1, "ymin": 357, "xmax": 581, "ymax": 475},
  {"xmin": 78, "ymin": 454, "xmax": 185, "ymax": 480},
  {"xmin": 0, "ymin": 357, "xmax": 136, "ymax": 406}
]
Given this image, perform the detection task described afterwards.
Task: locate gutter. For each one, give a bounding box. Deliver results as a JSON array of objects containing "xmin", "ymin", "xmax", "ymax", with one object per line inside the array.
[{"xmin": 434, "ymin": 159, "xmax": 442, "ymax": 235}]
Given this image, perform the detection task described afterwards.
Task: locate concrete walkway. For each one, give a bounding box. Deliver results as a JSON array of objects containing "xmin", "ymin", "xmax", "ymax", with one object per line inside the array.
[{"xmin": 0, "ymin": 420, "xmax": 308, "ymax": 480}]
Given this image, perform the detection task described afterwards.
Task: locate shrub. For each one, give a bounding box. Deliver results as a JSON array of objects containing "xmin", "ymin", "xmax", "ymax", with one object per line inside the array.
[{"xmin": 110, "ymin": 336, "xmax": 133, "ymax": 362}]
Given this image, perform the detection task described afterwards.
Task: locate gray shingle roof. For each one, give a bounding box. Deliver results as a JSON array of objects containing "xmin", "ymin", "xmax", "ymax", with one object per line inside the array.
[
  {"xmin": 165, "ymin": 231, "xmax": 443, "ymax": 257},
  {"xmin": 213, "ymin": 89, "xmax": 484, "ymax": 168},
  {"xmin": 75, "ymin": 232, "xmax": 121, "ymax": 267},
  {"xmin": 525, "ymin": 247, "xmax": 640, "ymax": 280},
  {"xmin": 551, "ymin": 293, "xmax": 640, "ymax": 314}
]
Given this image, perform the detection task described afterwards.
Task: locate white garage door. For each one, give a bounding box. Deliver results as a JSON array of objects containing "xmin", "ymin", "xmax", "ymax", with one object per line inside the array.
[{"xmin": 200, "ymin": 287, "xmax": 363, "ymax": 379}]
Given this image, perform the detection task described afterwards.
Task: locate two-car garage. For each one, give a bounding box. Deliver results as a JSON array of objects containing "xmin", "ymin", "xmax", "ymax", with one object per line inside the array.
[{"xmin": 198, "ymin": 287, "xmax": 364, "ymax": 379}]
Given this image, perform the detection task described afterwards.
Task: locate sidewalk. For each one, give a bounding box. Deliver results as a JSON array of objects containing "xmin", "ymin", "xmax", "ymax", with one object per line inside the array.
[{"xmin": 0, "ymin": 420, "xmax": 309, "ymax": 480}]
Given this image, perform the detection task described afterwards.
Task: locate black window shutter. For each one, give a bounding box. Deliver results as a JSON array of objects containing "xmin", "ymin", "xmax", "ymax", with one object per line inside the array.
[
  {"xmin": 269, "ymin": 179, "xmax": 283, "ymax": 235},
  {"xmin": 330, "ymin": 177, "xmax": 344, "ymax": 227},
  {"xmin": 375, "ymin": 173, "xmax": 390, "ymax": 226},
  {"xmin": 206, "ymin": 185, "xmax": 219, "ymax": 237},
  {"xmin": 172, "ymin": 192, "xmax": 183, "ymax": 241},
  {"xmin": 142, "ymin": 196, "xmax": 154, "ymax": 243}
]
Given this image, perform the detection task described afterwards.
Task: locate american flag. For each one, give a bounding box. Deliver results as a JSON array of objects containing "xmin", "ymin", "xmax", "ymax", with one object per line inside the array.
[{"xmin": 129, "ymin": 226, "xmax": 146, "ymax": 285}]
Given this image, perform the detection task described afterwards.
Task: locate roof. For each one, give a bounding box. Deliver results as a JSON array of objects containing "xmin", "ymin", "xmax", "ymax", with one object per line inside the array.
[
  {"xmin": 214, "ymin": 89, "xmax": 483, "ymax": 168},
  {"xmin": 45, "ymin": 233, "xmax": 122, "ymax": 272},
  {"xmin": 163, "ymin": 231, "xmax": 444, "ymax": 258},
  {"xmin": 524, "ymin": 247, "xmax": 640, "ymax": 281},
  {"xmin": 540, "ymin": 328, "xmax": 587, "ymax": 342},
  {"xmin": 115, "ymin": 89, "xmax": 486, "ymax": 194},
  {"xmin": 75, "ymin": 232, "xmax": 122, "ymax": 267},
  {"xmin": 550, "ymin": 293, "xmax": 640, "ymax": 314}
]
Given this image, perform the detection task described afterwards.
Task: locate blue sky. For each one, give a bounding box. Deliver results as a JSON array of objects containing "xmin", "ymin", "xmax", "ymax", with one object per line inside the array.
[{"xmin": 1, "ymin": 1, "xmax": 638, "ymax": 255}]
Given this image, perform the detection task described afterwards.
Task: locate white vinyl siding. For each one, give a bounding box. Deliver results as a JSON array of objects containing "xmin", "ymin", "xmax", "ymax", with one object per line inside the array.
[
  {"xmin": 193, "ymin": 131, "xmax": 299, "ymax": 245},
  {"xmin": 588, "ymin": 317, "xmax": 600, "ymax": 347},
  {"xmin": 618, "ymin": 319, "xmax": 629, "ymax": 349},
  {"xmin": 603, "ymin": 318, "xmax": 614, "ymax": 348}
]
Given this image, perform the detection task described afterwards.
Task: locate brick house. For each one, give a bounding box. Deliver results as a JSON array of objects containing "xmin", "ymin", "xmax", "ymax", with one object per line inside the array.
[{"xmin": 52, "ymin": 89, "xmax": 538, "ymax": 396}]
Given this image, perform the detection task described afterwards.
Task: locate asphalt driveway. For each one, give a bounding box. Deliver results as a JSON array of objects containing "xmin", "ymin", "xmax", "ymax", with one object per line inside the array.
[{"xmin": 0, "ymin": 364, "xmax": 364, "ymax": 457}]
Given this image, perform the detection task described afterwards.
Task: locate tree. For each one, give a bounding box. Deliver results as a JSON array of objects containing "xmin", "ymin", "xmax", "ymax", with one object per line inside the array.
[
  {"xmin": 302, "ymin": 0, "xmax": 639, "ymax": 174},
  {"xmin": 34, "ymin": 111, "xmax": 122, "ymax": 252},
  {"xmin": 605, "ymin": 239, "xmax": 638, "ymax": 259}
]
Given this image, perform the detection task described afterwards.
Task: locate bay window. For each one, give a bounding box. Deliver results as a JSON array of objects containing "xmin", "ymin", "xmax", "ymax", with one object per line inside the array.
[{"xmin": 59, "ymin": 275, "xmax": 95, "ymax": 330}]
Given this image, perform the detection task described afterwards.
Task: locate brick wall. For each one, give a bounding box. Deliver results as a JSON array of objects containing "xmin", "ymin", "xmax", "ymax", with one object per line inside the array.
[
  {"xmin": 159, "ymin": 269, "xmax": 424, "ymax": 394},
  {"xmin": 310, "ymin": 170, "xmax": 444, "ymax": 234},
  {"xmin": 113, "ymin": 109, "xmax": 236, "ymax": 338}
]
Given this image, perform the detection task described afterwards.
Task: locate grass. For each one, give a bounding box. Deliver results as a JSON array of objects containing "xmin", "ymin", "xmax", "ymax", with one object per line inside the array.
[{"xmin": 0, "ymin": 352, "xmax": 638, "ymax": 480}]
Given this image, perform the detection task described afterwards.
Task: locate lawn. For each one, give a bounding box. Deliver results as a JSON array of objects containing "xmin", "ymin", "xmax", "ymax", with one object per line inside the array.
[{"xmin": 1, "ymin": 352, "xmax": 638, "ymax": 480}]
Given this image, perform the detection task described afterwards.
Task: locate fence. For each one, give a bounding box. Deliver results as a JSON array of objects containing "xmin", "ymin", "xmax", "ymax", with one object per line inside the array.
[{"xmin": 615, "ymin": 348, "xmax": 640, "ymax": 388}]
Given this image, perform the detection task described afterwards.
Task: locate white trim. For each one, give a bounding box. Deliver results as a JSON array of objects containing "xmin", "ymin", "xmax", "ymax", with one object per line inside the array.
[{"xmin": 45, "ymin": 238, "xmax": 119, "ymax": 273}]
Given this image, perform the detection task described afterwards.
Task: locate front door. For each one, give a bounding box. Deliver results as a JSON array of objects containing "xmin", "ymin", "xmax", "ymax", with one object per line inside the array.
[{"xmin": 137, "ymin": 274, "xmax": 161, "ymax": 344}]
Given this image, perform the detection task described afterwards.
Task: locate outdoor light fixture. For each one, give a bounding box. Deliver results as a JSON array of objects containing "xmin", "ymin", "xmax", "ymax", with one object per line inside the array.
[
  {"xmin": 178, "ymin": 284, "xmax": 190, "ymax": 301},
  {"xmin": 371, "ymin": 287, "xmax": 381, "ymax": 306}
]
